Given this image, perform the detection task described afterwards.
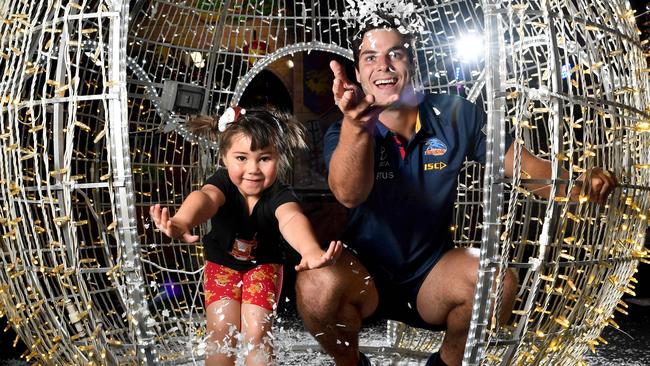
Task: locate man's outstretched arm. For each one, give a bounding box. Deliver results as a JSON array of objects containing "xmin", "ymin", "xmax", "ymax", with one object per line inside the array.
[
  {"xmin": 504, "ymin": 143, "xmax": 618, "ymax": 204},
  {"xmin": 327, "ymin": 60, "xmax": 396, "ymax": 207},
  {"xmin": 328, "ymin": 114, "xmax": 375, "ymax": 207}
]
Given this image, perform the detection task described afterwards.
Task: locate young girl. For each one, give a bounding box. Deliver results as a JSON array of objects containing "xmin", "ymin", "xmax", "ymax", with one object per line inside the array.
[{"xmin": 150, "ymin": 107, "xmax": 342, "ymax": 366}]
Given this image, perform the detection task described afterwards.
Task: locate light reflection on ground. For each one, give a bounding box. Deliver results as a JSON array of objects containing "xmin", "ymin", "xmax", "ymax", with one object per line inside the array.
[
  {"xmin": 273, "ymin": 316, "xmax": 426, "ymax": 366},
  {"xmin": 2, "ymin": 304, "xmax": 648, "ymax": 365},
  {"xmin": 271, "ymin": 302, "xmax": 650, "ymax": 366}
]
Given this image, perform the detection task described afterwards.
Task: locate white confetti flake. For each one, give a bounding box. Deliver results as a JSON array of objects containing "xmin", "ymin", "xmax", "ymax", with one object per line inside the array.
[
  {"xmin": 342, "ymin": 0, "xmax": 429, "ymax": 38},
  {"xmin": 195, "ymin": 340, "xmax": 207, "ymax": 356},
  {"xmin": 146, "ymin": 317, "xmax": 157, "ymax": 327}
]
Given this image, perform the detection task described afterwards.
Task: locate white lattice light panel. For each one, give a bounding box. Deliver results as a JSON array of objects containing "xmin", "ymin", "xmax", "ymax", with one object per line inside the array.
[{"xmin": 0, "ymin": 1, "xmax": 648, "ymax": 365}]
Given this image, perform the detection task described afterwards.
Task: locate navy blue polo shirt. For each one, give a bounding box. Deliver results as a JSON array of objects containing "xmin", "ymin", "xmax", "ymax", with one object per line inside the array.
[{"xmin": 324, "ymin": 93, "xmax": 512, "ymax": 285}]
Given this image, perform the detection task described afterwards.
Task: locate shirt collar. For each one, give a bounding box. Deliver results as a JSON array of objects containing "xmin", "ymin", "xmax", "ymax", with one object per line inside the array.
[
  {"xmin": 375, "ymin": 120, "xmax": 392, "ymax": 139},
  {"xmin": 374, "ymin": 103, "xmax": 436, "ymax": 141},
  {"xmin": 415, "ymin": 100, "xmax": 436, "ymax": 137}
]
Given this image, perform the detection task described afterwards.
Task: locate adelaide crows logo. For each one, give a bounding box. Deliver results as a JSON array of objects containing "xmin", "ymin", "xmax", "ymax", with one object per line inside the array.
[{"xmin": 424, "ymin": 138, "xmax": 447, "ymax": 156}]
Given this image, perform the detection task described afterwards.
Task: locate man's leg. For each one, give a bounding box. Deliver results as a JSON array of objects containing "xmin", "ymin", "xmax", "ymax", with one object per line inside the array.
[
  {"xmin": 295, "ymin": 249, "xmax": 379, "ymax": 366},
  {"xmin": 416, "ymin": 248, "xmax": 518, "ymax": 366}
]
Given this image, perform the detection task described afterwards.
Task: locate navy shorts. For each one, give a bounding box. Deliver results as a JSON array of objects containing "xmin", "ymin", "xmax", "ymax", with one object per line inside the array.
[{"xmin": 362, "ymin": 245, "xmax": 453, "ymax": 331}]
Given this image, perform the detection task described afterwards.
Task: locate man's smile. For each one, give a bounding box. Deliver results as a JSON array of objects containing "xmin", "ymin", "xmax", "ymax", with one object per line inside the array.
[{"xmin": 374, "ymin": 77, "xmax": 398, "ymax": 88}]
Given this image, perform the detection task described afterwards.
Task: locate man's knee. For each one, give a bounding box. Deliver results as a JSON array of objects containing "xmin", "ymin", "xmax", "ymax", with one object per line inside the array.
[
  {"xmin": 501, "ymin": 268, "xmax": 519, "ymax": 309},
  {"xmin": 295, "ymin": 269, "xmax": 341, "ymax": 318}
]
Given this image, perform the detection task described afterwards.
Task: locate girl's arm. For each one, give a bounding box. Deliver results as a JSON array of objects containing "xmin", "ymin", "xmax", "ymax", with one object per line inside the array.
[
  {"xmin": 275, "ymin": 202, "xmax": 343, "ymax": 271},
  {"xmin": 150, "ymin": 184, "xmax": 225, "ymax": 242}
]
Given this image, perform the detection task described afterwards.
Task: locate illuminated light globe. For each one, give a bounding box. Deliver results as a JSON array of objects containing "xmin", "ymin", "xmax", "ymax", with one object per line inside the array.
[{"xmin": 0, "ymin": 0, "xmax": 648, "ymax": 365}]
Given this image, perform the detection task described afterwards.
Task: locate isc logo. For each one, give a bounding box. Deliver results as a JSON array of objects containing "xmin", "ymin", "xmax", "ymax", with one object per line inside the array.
[{"xmin": 423, "ymin": 162, "xmax": 447, "ymax": 171}]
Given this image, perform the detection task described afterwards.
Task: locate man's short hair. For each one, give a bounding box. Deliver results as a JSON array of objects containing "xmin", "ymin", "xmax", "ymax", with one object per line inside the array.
[{"xmin": 350, "ymin": 13, "xmax": 416, "ymax": 70}]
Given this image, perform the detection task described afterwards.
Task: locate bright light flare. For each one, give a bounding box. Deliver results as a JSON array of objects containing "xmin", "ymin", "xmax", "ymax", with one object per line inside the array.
[{"xmin": 456, "ymin": 33, "xmax": 484, "ymax": 63}]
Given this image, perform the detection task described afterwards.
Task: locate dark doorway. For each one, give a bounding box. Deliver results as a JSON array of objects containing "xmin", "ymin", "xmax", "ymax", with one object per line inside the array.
[{"xmin": 239, "ymin": 70, "xmax": 293, "ymax": 113}]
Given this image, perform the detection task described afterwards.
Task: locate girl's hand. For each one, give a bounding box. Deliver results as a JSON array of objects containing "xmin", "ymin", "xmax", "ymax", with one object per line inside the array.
[
  {"xmin": 149, "ymin": 204, "xmax": 200, "ymax": 243},
  {"xmin": 294, "ymin": 240, "xmax": 343, "ymax": 272}
]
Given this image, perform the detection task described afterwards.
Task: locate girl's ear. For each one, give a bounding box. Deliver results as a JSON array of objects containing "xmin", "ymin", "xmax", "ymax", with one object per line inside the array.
[{"xmin": 218, "ymin": 154, "xmax": 228, "ymax": 169}]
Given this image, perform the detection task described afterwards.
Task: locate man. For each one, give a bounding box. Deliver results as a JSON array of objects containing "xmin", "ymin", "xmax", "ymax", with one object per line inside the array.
[{"xmin": 295, "ymin": 17, "xmax": 617, "ymax": 366}]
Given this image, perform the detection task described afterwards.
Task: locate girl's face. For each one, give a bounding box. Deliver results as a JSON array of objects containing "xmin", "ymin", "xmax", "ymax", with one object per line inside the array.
[{"xmin": 222, "ymin": 133, "xmax": 279, "ymax": 198}]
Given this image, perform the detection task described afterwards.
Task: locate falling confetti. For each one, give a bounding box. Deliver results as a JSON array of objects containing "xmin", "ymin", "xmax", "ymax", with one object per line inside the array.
[{"xmin": 343, "ymin": 0, "xmax": 428, "ymax": 38}]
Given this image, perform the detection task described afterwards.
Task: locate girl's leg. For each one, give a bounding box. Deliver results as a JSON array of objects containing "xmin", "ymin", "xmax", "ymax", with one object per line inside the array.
[
  {"xmin": 241, "ymin": 303, "xmax": 275, "ymax": 366},
  {"xmin": 203, "ymin": 261, "xmax": 244, "ymax": 366},
  {"xmin": 240, "ymin": 264, "xmax": 283, "ymax": 366},
  {"xmin": 205, "ymin": 299, "xmax": 241, "ymax": 366}
]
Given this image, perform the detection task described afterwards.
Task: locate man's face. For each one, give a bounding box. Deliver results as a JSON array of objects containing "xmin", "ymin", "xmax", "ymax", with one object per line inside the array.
[{"xmin": 355, "ymin": 28, "xmax": 412, "ymax": 107}]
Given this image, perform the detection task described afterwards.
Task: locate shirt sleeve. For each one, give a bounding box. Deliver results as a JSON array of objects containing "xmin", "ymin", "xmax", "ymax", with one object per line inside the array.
[
  {"xmin": 323, "ymin": 121, "xmax": 342, "ymax": 172},
  {"xmin": 205, "ymin": 168, "xmax": 232, "ymax": 197},
  {"xmin": 469, "ymin": 103, "xmax": 513, "ymax": 165},
  {"xmin": 268, "ymin": 183, "xmax": 300, "ymax": 213}
]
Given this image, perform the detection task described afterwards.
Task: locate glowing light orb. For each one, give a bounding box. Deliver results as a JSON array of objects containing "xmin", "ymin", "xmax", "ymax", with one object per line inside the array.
[{"xmin": 456, "ymin": 32, "xmax": 484, "ymax": 63}]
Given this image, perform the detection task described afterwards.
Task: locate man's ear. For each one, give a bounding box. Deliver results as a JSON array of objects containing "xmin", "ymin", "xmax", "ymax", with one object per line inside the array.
[{"xmin": 355, "ymin": 68, "xmax": 361, "ymax": 84}]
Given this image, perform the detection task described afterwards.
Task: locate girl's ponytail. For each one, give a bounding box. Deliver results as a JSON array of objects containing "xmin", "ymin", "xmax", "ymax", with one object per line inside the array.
[
  {"xmin": 186, "ymin": 106, "xmax": 307, "ymax": 176},
  {"xmin": 186, "ymin": 115, "xmax": 219, "ymax": 140}
]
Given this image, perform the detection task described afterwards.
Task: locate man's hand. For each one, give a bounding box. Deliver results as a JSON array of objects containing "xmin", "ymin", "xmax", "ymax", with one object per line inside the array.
[
  {"xmin": 569, "ymin": 167, "xmax": 618, "ymax": 205},
  {"xmin": 294, "ymin": 240, "xmax": 343, "ymax": 272},
  {"xmin": 331, "ymin": 60, "xmax": 362, "ymax": 107},
  {"xmin": 330, "ymin": 60, "xmax": 397, "ymax": 130},
  {"xmin": 150, "ymin": 204, "xmax": 200, "ymax": 243}
]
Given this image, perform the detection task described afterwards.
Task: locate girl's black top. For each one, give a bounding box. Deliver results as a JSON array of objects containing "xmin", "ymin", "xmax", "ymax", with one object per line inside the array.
[{"xmin": 202, "ymin": 168, "xmax": 299, "ymax": 270}]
